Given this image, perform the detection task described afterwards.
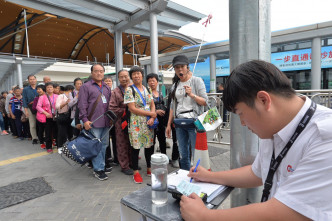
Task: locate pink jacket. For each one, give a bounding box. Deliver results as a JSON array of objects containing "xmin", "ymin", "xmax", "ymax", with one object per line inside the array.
[{"xmin": 36, "ymin": 94, "xmax": 58, "ymax": 123}]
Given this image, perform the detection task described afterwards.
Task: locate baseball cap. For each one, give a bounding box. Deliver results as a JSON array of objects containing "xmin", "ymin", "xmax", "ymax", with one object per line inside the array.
[{"xmin": 172, "ymin": 55, "xmax": 189, "ymax": 67}]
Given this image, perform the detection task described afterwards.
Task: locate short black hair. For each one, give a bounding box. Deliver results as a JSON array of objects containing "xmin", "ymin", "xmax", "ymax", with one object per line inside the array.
[
  {"xmin": 73, "ymin": 78, "xmax": 82, "ymax": 86},
  {"xmin": 45, "ymin": 82, "xmax": 54, "ymax": 88},
  {"xmin": 223, "ymin": 60, "xmax": 295, "ymax": 112},
  {"xmin": 60, "ymin": 86, "xmax": 65, "ymax": 91},
  {"xmin": 91, "ymin": 64, "xmax": 105, "ymax": 72},
  {"xmin": 36, "ymin": 85, "xmax": 46, "ymax": 92},
  {"xmin": 64, "ymin": 85, "xmax": 75, "ymax": 91},
  {"xmin": 146, "ymin": 73, "xmax": 159, "ymax": 82},
  {"xmin": 13, "ymin": 86, "xmax": 20, "ymax": 91},
  {"xmin": 53, "ymin": 83, "xmax": 59, "ymax": 88},
  {"xmin": 129, "ymin": 66, "xmax": 144, "ymax": 79},
  {"xmin": 1, "ymin": 91, "xmax": 8, "ymax": 96},
  {"xmin": 27, "ymin": 75, "xmax": 36, "ymax": 80}
]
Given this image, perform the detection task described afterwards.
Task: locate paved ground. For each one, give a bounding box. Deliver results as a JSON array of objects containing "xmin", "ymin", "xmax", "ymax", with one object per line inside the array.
[{"xmin": 0, "ymin": 129, "xmax": 230, "ymax": 221}]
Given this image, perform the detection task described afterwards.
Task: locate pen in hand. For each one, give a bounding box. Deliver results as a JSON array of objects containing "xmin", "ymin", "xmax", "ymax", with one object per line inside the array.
[{"xmin": 190, "ymin": 159, "xmax": 200, "ymax": 183}]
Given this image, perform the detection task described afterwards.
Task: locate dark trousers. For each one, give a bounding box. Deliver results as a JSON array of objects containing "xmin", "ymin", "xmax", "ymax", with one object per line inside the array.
[
  {"xmin": 57, "ymin": 120, "xmax": 73, "ymax": 148},
  {"xmin": 153, "ymin": 125, "xmax": 167, "ymax": 154},
  {"xmin": 4, "ymin": 115, "xmax": 9, "ymax": 130},
  {"xmin": 131, "ymin": 146, "xmax": 154, "ymax": 171},
  {"xmin": 106, "ymin": 126, "xmax": 117, "ymax": 163},
  {"xmin": 37, "ymin": 120, "xmax": 45, "ymax": 144},
  {"xmin": 14, "ymin": 111, "xmax": 27, "ymax": 138},
  {"xmin": 45, "ymin": 118, "xmax": 57, "ymax": 150},
  {"xmin": 9, "ymin": 117, "xmax": 18, "ymax": 136},
  {"xmin": 171, "ymin": 125, "xmax": 179, "ymax": 161}
]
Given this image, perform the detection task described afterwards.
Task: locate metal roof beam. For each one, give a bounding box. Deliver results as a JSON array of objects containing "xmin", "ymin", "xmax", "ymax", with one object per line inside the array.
[
  {"xmin": 120, "ymin": 0, "xmax": 149, "ymax": 10},
  {"xmin": 7, "ymin": 0, "xmax": 114, "ymax": 29},
  {"xmin": 114, "ymin": 0, "xmax": 168, "ymax": 32},
  {"xmin": 161, "ymin": 2, "xmax": 206, "ymax": 22},
  {"xmin": 140, "ymin": 20, "xmax": 181, "ymax": 31},
  {"xmin": 66, "ymin": 0, "xmax": 129, "ymax": 21}
]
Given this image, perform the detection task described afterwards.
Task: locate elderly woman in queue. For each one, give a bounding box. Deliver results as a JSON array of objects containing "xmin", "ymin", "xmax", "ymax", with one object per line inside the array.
[
  {"xmin": 109, "ymin": 70, "xmax": 134, "ymax": 175},
  {"xmin": 124, "ymin": 66, "xmax": 156, "ymax": 184},
  {"xmin": 56, "ymin": 85, "xmax": 74, "ymax": 149},
  {"xmin": 166, "ymin": 55, "xmax": 208, "ymax": 170},
  {"xmin": 146, "ymin": 73, "xmax": 167, "ymax": 156},
  {"xmin": 36, "ymin": 82, "xmax": 58, "ymax": 153}
]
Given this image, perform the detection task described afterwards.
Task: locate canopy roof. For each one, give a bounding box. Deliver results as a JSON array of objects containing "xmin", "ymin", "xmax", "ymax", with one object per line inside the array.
[{"xmin": 0, "ymin": 0, "xmax": 206, "ymax": 65}]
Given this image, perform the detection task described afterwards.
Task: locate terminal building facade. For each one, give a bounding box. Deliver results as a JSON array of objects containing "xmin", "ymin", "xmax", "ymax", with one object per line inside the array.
[{"xmin": 140, "ymin": 21, "xmax": 332, "ymax": 92}]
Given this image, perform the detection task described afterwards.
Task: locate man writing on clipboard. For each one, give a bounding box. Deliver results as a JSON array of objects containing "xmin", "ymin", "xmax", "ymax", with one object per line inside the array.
[{"xmin": 180, "ymin": 60, "xmax": 332, "ymax": 220}]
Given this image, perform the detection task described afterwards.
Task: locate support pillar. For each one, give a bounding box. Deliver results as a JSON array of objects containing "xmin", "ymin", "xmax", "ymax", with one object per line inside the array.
[
  {"xmin": 149, "ymin": 12, "xmax": 159, "ymax": 74},
  {"xmin": 13, "ymin": 68, "xmax": 17, "ymax": 87},
  {"xmin": 311, "ymin": 37, "xmax": 321, "ymax": 89},
  {"xmin": 114, "ymin": 30, "xmax": 123, "ymax": 86},
  {"xmin": 229, "ymin": 0, "xmax": 271, "ymax": 207},
  {"xmin": 209, "ymin": 54, "xmax": 216, "ymax": 93},
  {"xmin": 16, "ymin": 57, "xmax": 23, "ymax": 88}
]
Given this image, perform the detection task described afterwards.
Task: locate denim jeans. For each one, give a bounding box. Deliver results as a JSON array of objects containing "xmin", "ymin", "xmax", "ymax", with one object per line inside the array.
[
  {"xmin": 90, "ymin": 127, "xmax": 110, "ymax": 171},
  {"xmin": 0, "ymin": 112, "xmax": 4, "ymax": 131},
  {"xmin": 175, "ymin": 127, "xmax": 196, "ymax": 170}
]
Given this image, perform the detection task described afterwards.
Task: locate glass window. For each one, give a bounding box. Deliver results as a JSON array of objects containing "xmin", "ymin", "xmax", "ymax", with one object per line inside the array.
[{"xmin": 298, "ymin": 41, "xmax": 311, "ymax": 49}]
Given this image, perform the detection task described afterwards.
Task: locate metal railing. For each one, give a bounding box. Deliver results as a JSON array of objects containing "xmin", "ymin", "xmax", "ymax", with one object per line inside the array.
[{"xmin": 206, "ymin": 90, "xmax": 332, "ymax": 145}]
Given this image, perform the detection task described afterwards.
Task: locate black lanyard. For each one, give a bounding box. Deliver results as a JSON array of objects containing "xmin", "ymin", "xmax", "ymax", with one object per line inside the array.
[{"xmin": 261, "ymin": 100, "xmax": 317, "ymax": 202}]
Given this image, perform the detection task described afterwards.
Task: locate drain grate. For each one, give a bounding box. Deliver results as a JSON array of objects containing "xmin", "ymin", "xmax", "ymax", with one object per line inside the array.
[{"xmin": 0, "ymin": 177, "xmax": 53, "ymax": 210}]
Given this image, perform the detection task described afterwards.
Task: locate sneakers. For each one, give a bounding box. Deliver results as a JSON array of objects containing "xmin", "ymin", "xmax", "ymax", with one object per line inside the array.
[
  {"xmin": 32, "ymin": 139, "xmax": 38, "ymax": 144},
  {"xmin": 147, "ymin": 170, "xmax": 151, "ymax": 177},
  {"xmin": 133, "ymin": 173, "xmax": 143, "ymax": 184},
  {"xmin": 1, "ymin": 130, "xmax": 9, "ymax": 135},
  {"xmin": 171, "ymin": 160, "xmax": 180, "ymax": 168},
  {"xmin": 94, "ymin": 171, "xmax": 108, "ymax": 181},
  {"xmin": 47, "ymin": 149, "xmax": 53, "ymax": 154},
  {"xmin": 86, "ymin": 161, "xmax": 93, "ymax": 169},
  {"xmin": 104, "ymin": 167, "xmax": 112, "ymax": 174},
  {"xmin": 121, "ymin": 168, "xmax": 134, "ymax": 175},
  {"xmin": 105, "ymin": 164, "xmax": 113, "ymax": 170},
  {"xmin": 40, "ymin": 144, "xmax": 46, "ymax": 149}
]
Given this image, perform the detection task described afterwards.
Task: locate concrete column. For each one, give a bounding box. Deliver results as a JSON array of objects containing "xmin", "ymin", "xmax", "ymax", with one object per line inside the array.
[
  {"xmin": 16, "ymin": 57, "xmax": 23, "ymax": 88},
  {"xmin": 229, "ymin": 0, "xmax": 271, "ymax": 207},
  {"xmin": 209, "ymin": 54, "xmax": 217, "ymax": 93},
  {"xmin": 9, "ymin": 74, "xmax": 12, "ymax": 90},
  {"xmin": 311, "ymin": 37, "xmax": 321, "ymax": 89},
  {"xmin": 114, "ymin": 30, "xmax": 123, "ymax": 85},
  {"xmin": 13, "ymin": 68, "xmax": 17, "ymax": 87},
  {"xmin": 149, "ymin": 12, "xmax": 159, "ymax": 74}
]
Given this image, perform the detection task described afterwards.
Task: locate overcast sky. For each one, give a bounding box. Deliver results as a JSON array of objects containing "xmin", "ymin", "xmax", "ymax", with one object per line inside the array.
[{"xmin": 172, "ymin": 0, "xmax": 332, "ymax": 43}]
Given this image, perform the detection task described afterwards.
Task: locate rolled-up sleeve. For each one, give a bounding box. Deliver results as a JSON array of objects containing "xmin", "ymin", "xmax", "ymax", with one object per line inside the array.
[{"xmin": 196, "ymin": 77, "xmax": 208, "ymax": 102}]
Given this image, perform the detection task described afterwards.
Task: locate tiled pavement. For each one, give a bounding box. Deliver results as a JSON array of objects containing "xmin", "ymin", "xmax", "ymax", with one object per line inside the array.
[{"xmin": 0, "ymin": 129, "xmax": 230, "ymax": 221}]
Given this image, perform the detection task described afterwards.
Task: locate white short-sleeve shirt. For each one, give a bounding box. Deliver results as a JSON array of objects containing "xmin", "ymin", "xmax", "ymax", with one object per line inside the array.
[{"xmin": 252, "ymin": 97, "xmax": 332, "ymax": 220}]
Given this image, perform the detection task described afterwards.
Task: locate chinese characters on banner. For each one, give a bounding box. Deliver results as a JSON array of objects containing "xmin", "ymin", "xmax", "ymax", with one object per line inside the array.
[{"xmin": 272, "ymin": 46, "xmax": 332, "ymax": 71}]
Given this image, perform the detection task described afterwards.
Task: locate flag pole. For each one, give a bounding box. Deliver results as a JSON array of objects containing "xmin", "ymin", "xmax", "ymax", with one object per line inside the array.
[
  {"xmin": 192, "ymin": 14, "xmax": 212, "ymax": 74},
  {"xmin": 23, "ymin": 9, "xmax": 30, "ymax": 58}
]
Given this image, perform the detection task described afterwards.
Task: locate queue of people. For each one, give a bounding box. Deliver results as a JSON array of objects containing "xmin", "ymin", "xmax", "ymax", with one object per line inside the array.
[{"xmin": 0, "ymin": 54, "xmax": 209, "ymax": 183}]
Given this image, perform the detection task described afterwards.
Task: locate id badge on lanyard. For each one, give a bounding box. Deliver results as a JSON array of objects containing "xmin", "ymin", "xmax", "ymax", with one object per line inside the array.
[{"xmin": 101, "ymin": 95, "xmax": 107, "ymax": 104}]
